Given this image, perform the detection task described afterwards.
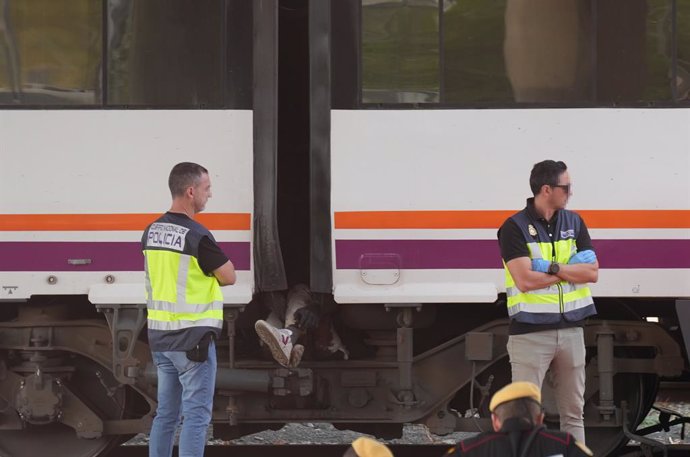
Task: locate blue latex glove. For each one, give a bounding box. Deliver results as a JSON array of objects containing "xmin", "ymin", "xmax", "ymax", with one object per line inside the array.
[
  {"xmin": 531, "ymin": 259, "xmax": 551, "ymax": 273},
  {"xmin": 568, "ymin": 250, "xmax": 597, "ymax": 264}
]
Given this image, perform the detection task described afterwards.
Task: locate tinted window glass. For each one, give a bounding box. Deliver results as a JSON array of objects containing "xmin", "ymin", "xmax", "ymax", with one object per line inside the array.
[
  {"xmin": 0, "ymin": 0, "xmax": 102, "ymax": 105},
  {"xmin": 355, "ymin": 0, "xmax": 688, "ymax": 105},
  {"xmin": 362, "ymin": 0, "xmax": 440, "ymax": 103},
  {"xmin": 225, "ymin": 0, "xmax": 253, "ymax": 109},
  {"xmin": 107, "ymin": 0, "xmax": 224, "ymax": 107},
  {"xmin": 640, "ymin": 0, "xmax": 674, "ymax": 101},
  {"xmin": 595, "ymin": 0, "xmax": 671, "ymax": 103},
  {"xmin": 502, "ymin": 0, "xmax": 593, "ymax": 103},
  {"xmin": 331, "ymin": 0, "xmax": 360, "ymax": 108},
  {"xmin": 442, "ymin": 0, "xmax": 512, "ymax": 103}
]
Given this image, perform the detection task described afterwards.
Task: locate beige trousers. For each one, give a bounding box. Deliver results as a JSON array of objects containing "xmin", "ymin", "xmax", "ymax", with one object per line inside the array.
[{"xmin": 507, "ymin": 327, "xmax": 587, "ymax": 443}]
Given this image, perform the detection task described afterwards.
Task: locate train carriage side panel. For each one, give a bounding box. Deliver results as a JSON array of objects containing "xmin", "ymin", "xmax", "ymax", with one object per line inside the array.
[
  {"xmin": 330, "ymin": 108, "xmax": 690, "ymax": 304},
  {"xmin": 0, "ymin": 110, "xmax": 254, "ymax": 304}
]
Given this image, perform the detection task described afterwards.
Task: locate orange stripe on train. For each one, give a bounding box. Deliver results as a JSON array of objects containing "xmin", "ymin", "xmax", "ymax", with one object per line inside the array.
[
  {"xmin": 334, "ymin": 210, "xmax": 690, "ymax": 229},
  {"xmin": 0, "ymin": 213, "xmax": 252, "ymax": 231}
]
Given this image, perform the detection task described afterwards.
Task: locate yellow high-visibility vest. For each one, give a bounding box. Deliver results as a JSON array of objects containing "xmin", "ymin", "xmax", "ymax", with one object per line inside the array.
[
  {"xmin": 142, "ymin": 213, "xmax": 223, "ymax": 351},
  {"xmin": 504, "ymin": 208, "xmax": 596, "ymax": 324}
]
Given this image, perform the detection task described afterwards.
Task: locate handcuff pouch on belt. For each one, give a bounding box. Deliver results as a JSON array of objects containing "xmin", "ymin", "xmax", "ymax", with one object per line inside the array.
[{"xmin": 186, "ymin": 332, "xmax": 215, "ymax": 362}]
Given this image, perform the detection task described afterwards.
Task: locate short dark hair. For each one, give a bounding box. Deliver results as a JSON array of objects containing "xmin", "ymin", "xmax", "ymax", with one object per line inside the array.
[
  {"xmin": 168, "ymin": 162, "xmax": 208, "ymax": 197},
  {"xmin": 529, "ymin": 160, "xmax": 568, "ymax": 196},
  {"xmin": 493, "ymin": 398, "xmax": 543, "ymax": 425}
]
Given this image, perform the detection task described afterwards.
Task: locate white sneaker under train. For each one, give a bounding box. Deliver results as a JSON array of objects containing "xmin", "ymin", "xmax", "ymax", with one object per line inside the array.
[
  {"xmin": 289, "ymin": 343, "xmax": 304, "ymax": 368},
  {"xmin": 255, "ymin": 320, "xmax": 294, "ymax": 367}
]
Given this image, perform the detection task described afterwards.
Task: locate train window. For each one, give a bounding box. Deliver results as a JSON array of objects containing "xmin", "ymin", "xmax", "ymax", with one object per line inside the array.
[
  {"xmin": 361, "ymin": 0, "xmax": 440, "ymax": 103},
  {"xmin": 225, "ymin": 0, "xmax": 253, "ymax": 109},
  {"xmin": 354, "ymin": 0, "xmax": 690, "ymax": 106},
  {"xmin": 501, "ymin": 1, "xmax": 594, "ymax": 103},
  {"xmin": 595, "ymin": 0, "xmax": 671, "ymax": 104},
  {"xmin": 444, "ymin": 0, "xmax": 657, "ymax": 105},
  {"xmin": 441, "ymin": 0, "xmax": 513, "ymax": 104},
  {"xmin": 0, "ymin": 0, "xmax": 102, "ymax": 106},
  {"xmin": 107, "ymin": 0, "xmax": 225, "ymax": 107}
]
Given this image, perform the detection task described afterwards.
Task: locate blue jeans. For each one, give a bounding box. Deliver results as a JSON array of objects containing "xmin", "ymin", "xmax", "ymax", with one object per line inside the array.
[{"xmin": 149, "ymin": 341, "xmax": 216, "ymax": 457}]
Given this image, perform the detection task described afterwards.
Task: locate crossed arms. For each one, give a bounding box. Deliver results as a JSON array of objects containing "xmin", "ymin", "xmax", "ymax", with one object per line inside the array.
[{"xmin": 506, "ymin": 255, "xmax": 599, "ymax": 293}]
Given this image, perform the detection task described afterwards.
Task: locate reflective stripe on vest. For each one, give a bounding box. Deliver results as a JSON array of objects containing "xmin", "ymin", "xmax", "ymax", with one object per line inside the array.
[
  {"xmin": 504, "ymin": 209, "xmax": 595, "ymax": 324},
  {"xmin": 147, "ymin": 313, "xmax": 224, "ymax": 331},
  {"xmin": 506, "ymin": 285, "xmax": 593, "ymax": 313}
]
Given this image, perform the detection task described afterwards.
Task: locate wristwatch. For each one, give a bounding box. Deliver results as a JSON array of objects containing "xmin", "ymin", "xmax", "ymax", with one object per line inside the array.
[{"xmin": 547, "ymin": 262, "xmax": 560, "ymax": 275}]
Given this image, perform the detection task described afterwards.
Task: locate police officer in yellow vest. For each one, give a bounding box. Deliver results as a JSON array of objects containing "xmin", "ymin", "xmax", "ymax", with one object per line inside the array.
[
  {"xmin": 497, "ymin": 160, "xmax": 598, "ymax": 444},
  {"xmin": 142, "ymin": 162, "xmax": 236, "ymax": 457}
]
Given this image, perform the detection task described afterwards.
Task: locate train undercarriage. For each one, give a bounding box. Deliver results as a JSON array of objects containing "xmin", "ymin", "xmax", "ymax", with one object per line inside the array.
[{"xmin": 0, "ymin": 298, "xmax": 685, "ymax": 457}]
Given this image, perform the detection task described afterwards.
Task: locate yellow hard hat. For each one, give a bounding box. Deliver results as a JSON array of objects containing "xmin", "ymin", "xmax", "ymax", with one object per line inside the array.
[
  {"xmin": 351, "ymin": 437, "xmax": 394, "ymax": 457},
  {"xmin": 489, "ymin": 381, "xmax": 541, "ymax": 412}
]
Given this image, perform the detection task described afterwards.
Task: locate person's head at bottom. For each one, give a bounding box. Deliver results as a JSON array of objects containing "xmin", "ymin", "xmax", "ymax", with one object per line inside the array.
[
  {"xmin": 489, "ymin": 381, "xmax": 544, "ymax": 431},
  {"xmin": 343, "ymin": 437, "xmax": 394, "ymax": 457}
]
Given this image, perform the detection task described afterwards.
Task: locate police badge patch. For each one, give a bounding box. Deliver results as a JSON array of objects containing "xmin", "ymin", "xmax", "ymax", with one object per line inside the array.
[{"xmin": 528, "ymin": 224, "xmax": 537, "ymax": 237}]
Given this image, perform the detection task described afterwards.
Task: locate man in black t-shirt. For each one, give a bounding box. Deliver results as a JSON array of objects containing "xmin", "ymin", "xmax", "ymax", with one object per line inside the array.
[
  {"xmin": 497, "ymin": 160, "xmax": 599, "ymax": 444},
  {"xmin": 143, "ymin": 162, "xmax": 236, "ymax": 457}
]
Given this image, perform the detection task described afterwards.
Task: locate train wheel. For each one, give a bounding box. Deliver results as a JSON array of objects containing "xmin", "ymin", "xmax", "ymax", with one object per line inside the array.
[
  {"xmin": 583, "ymin": 373, "xmax": 658, "ymax": 457},
  {"xmin": 0, "ymin": 353, "xmax": 130, "ymax": 457},
  {"xmin": 540, "ymin": 372, "xmax": 657, "ymax": 457}
]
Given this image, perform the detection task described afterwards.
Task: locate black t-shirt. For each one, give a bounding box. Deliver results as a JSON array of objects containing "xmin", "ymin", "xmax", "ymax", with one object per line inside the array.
[
  {"xmin": 165, "ymin": 212, "xmax": 229, "ymax": 275},
  {"xmin": 497, "ymin": 200, "xmax": 594, "ymax": 335},
  {"xmin": 198, "ymin": 236, "xmax": 230, "ymax": 275}
]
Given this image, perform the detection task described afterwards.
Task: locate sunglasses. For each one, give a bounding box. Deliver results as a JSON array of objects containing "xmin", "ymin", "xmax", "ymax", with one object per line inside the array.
[{"xmin": 551, "ymin": 184, "xmax": 571, "ymax": 193}]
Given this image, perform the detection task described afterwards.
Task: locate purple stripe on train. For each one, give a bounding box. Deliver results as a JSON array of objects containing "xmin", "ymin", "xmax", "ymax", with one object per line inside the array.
[
  {"xmin": 335, "ymin": 239, "xmax": 690, "ymax": 269},
  {"xmin": 0, "ymin": 242, "xmax": 251, "ymax": 271}
]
